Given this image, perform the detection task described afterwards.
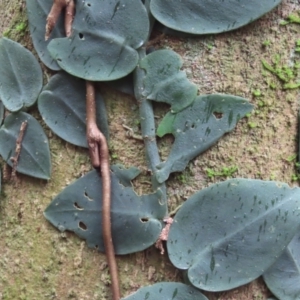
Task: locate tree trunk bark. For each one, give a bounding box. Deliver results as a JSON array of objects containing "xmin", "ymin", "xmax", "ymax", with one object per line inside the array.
[{"xmin": 0, "ymin": 1, "xmax": 299, "ymax": 299}]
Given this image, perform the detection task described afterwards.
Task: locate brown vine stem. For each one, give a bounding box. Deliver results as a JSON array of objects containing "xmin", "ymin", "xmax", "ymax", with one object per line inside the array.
[
  {"xmin": 86, "ymin": 82, "xmax": 120, "ymax": 300},
  {"xmin": 46, "ymin": 2, "xmax": 119, "ymax": 297},
  {"xmin": 10, "ymin": 121, "xmax": 28, "ymax": 180},
  {"xmin": 45, "ymin": 0, "xmax": 75, "ymax": 40}
]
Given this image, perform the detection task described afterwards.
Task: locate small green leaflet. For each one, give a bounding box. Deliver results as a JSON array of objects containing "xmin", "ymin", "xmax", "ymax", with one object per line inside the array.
[
  {"xmin": 263, "ymin": 230, "xmax": 300, "ymax": 300},
  {"xmin": 122, "ymin": 282, "xmax": 208, "ymax": 300},
  {"xmin": 0, "ymin": 112, "xmax": 51, "ymax": 180},
  {"xmin": 38, "ymin": 72, "xmax": 109, "ymax": 148},
  {"xmin": 140, "ymin": 49, "xmax": 197, "ymax": 113},
  {"xmin": 0, "ymin": 100, "xmax": 4, "ymax": 125},
  {"xmin": 26, "ymin": 0, "xmax": 64, "ymax": 70},
  {"xmin": 0, "ymin": 38, "xmax": 42, "ymax": 112}
]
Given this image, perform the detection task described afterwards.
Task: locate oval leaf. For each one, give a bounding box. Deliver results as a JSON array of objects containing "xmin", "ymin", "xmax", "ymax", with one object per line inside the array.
[
  {"xmin": 167, "ymin": 179, "xmax": 300, "ymax": 291},
  {"xmin": 263, "ymin": 230, "xmax": 300, "ymax": 300},
  {"xmin": 38, "ymin": 72, "xmax": 109, "ymax": 148},
  {"xmin": 48, "ymin": 0, "xmax": 149, "ymax": 81},
  {"xmin": 122, "ymin": 282, "xmax": 208, "ymax": 300},
  {"xmin": 140, "ymin": 49, "xmax": 197, "ymax": 113},
  {"xmin": 0, "ymin": 38, "xmax": 43, "ymax": 112},
  {"xmin": 0, "ymin": 112, "xmax": 51, "ymax": 179},
  {"xmin": 150, "ymin": 0, "xmax": 282, "ymax": 35},
  {"xmin": 26, "ymin": 0, "xmax": 64, "ymax": 70},
  {"xmin": 155, "ymin": 94, "xmax": 253, "ymax": 183},
  {"xmin": 44, "ymin": 165, "xmax": 167, "ymax": 255}
]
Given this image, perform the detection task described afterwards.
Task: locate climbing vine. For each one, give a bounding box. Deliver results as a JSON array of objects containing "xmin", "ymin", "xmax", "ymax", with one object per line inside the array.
[{"xmin": 0, "ymin": 1, "xmax": 300, "ymax": 299}]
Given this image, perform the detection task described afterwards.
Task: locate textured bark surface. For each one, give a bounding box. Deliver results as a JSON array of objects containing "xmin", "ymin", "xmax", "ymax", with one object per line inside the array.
[{"xmin": 0, "ymin": 0, "xmax": 300, "ymax": 299}]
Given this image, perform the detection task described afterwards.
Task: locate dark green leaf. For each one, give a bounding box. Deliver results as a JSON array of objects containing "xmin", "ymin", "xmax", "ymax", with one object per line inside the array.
[
  {"xmin": 154, "ymin": 21, "xmax": 201, "ymax": 38},
  {"xmin": 167, "ymin": 179, "xmax": 300, "ymax": 291},
  {"xmin": 150, "ymin": 0, "xmax": 282, "ymax": 34},
  {"xmin": 0, "ymin": 38, "xmax": 43, "ymax": 112},
  {"xmin": 103, "ymin": 73, "xmax": 134, "ymax": 96},
  {"xmin": 298, "ymin": 110, "xmax": 300, "ymax": 172},
  {"xmin": 44, "ymin": 165, "xmax": 167, "ymax": 255},
  {"xmin": 155, "ymin": 94, "xmax": 253, "ymax": 183},
  {"xmin": 110, "ymin": 164, "xmax": 141, "ymax": 187},
  {"xmin": 0, "ymin": 100, "xmax": 4, "ymax": 125},
  {"xmin": 38, "ymin": 72, "xmax": 109, "ymax": 148},
  {"xmin": 0, "ymin": 112, "xmax": 51, "ymax": 179},
  {"xmin": 122, "ymin": 282, "xmax": 208, "ymax": 300},
  {"xmin": 48, "ymin": 0, "xmax": 149, "ymax": 81},
  {"xmin": 140, "ymin": 49, "xmax": 197, "ymax": 112},
  {"xmin": 263, "ymin": 230, "xmax": 300, "ymax": 300},
  {"xmin": 26, "ymin": 0, "xmax": 64, "ymax": 70}
]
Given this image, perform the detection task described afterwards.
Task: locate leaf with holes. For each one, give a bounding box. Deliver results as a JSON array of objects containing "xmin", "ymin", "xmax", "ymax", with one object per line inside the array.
[
  {"xmin": 139, "ymin": 49, "xmax": 197, "ymax": 113},
  {"xmin": 167, "ymin": 179, "xmax": 300, "ymax": 292},
  {"xmin": 47, "ymin": 0, "xmax": 149, "ymax": 81},
  {"xmin": 44, "ymin": 165, "xmax": 167, "ymax": 255},
  {"xmin": 263, "ymin": 230, "xmax": 300, "ymax": 300},
  {"xmin": 150, "ymin": 0, "xmax": 282, "ymax": 35},
  {"xmin": 155, "ymin": 94, "xmax": 253, "ymax": 183},
  {"xmin": 0, "ymin": 112, "xmax": 51, "ymax": 179},
  {"xmin": 0, "ymin": 38, "xmax": 43, "ymax": 112},
  {"xmin": 38, "ymin": 72, "xmax": 109, "ymax": 148},
  {"xmin": 122, "ymin": 282, "xmax": 208, "ymax": 300},
  {"xmin": 26, "ymin": 0, "xmax": 65, "ymax": 70}
]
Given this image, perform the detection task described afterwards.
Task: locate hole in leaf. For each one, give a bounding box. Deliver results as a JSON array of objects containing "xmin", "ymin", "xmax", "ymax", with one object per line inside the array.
[
  {"xmin": 191, "ymin": 123, "xmax": 195, "ymax": 129},
  {"xmin": 74, "ymin": 202, "xmax": 84, "ymax": 210},
  {"xmin": 57, "ymin": 58, "xmax": 62, "ymax": 62},
  {"xmin": 213, "ymin": 112, "xmax": 223, "ymax": 119},
  {"xmin": 84, "ymin": 190, "xmax": 93, "ymax": 201},
  {"xmin": 79, "ymin": 33, "xmax": 84, "ymax": 40},
  {"xmin": 79, "ymin": 221, "xmax": 87, "ymax": 230},
  {"xmin": 140, "ymin": 217, "xmax": 149, "ymax": 223},
  {"xmin": 95, "ymin": 245, "xmax": 99, "ymax": 249},
  {"xmin": 87, "ymin": 2, "xmax": 91, "ymax": 6}
]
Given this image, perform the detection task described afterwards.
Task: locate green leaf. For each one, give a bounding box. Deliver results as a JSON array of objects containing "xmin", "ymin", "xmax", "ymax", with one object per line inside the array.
[
  {"xmin": 263, "ymin": 230, "xmax": 300, "ymax": 300},
  {"xmin": 155, "ymin": 94, "xmax": 253, "ymax": 183},
  {"xmin": 140, "ymin": 49, "xmax": 197, "ymax": 112},
  {"xmin": 0, "ymin": 100, "xmax": 4, "ymax": 125},
  {"xmin": 0, "ymin": 38, "xmax": 43, "ymax": 112},
  {"xmin": 110, "ymin": 164, "xmax": 141, "ymax": 187},
  {"xmin": 154, "ymin": 22, "xmax": 201, "ymax": 38},
  {"xmin": 150, "ymin": 0, "xmax": 282, "ymax": 35},
  {"xmin": 104, "ymin": 73, "xmax": 134, "ymax": 96},
  {"xmin": 0, "ymin": 112, "xmax": 51, "ymax": 179},
  {"xmin": 44, "ymin": 165, "xmax": 167, "ymax": 255},
  {"xmin": 167, "ymin": 179, "xmax": 300, "ymax": 292},
  {"xmin": 38, "ymin": 72, "xmax": 109, "ymax": 148},
  {"xmin": 48, "ymin": 0, "xmax": 149, "ymax": 81},
  {"xmin": 122, "ymin": 282, "xmax": 208, "ymax": 300},
  {"xmin": 26, "ymin": 0, "xmax": 64, "ymax": 70}
]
